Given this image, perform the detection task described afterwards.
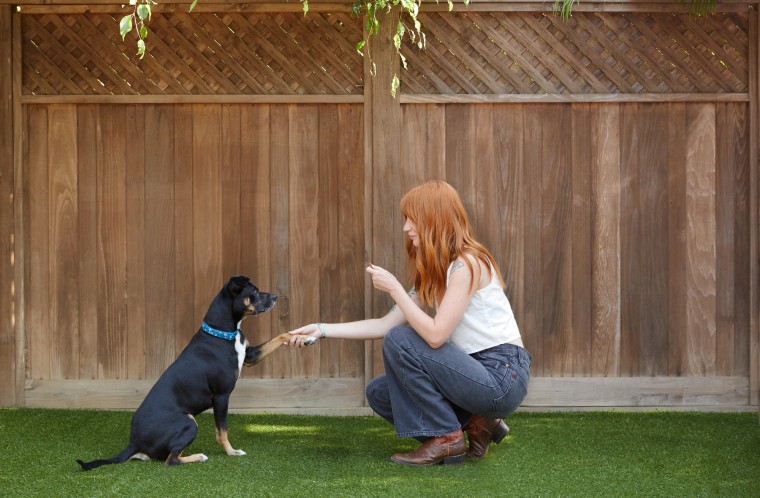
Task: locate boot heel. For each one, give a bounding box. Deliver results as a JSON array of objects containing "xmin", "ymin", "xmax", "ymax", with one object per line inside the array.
[
  {"xmin": 492, "ymin": 421, "xmax": 510, "ymax": 444},
  {"xmin": 442, "ymin": 453, "xmax": 465, "ymax": 465}
]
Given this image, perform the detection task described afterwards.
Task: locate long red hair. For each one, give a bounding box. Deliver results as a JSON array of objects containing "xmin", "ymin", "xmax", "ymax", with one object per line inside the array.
[{"xmin": 400, "ymin": 180, "xmax": 505, "ymax": 307}]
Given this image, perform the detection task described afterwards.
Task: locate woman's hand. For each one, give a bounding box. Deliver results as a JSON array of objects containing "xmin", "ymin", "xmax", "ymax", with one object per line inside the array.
[
  {"xmin": 366, "ymin": 264, "xmax": 405, "ymax": 298},
  {"xmin": 286, "ymin": 323, "xmax": 320, "ymax": 347}
]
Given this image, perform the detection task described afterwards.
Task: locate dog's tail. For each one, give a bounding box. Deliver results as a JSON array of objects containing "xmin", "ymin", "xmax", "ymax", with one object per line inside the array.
[
  {"xmin": 76, "ymin": 445, "xmax": 137, "ymax": 471},
  {"xmin": 245, "ymin": 332, "xmax": 306, "ymax": 366}
]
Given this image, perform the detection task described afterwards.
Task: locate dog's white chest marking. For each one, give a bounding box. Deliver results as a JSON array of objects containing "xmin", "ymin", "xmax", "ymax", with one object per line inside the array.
[{"xmin": 234, "ymin": 333, "xmax": 245, "ymax": 378}]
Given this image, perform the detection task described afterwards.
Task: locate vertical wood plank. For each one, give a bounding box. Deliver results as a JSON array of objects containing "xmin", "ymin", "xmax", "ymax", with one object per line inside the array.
[
  {"xmin": 270, "ymin": 104, "xmax": 291, "ymax": 379},
  {"xmin": 289, "ymin": 104, "xmax": 320, "ymax": 378},
  {"xmin": 221, "ymin": 105, "xmax": 242, "ymax": 280},
  {"xmin": 0, "ymin": 4, "xmax": 14, "ymax": 403},
  {"xmin": 571, "ymin": 103, "xmax": 593, "ymax": 376},
  {"xmin": 522, "ymin": 104, "xmax": 543, "ymax": 375},
  {"xmin": 369, "ymin": 6, "xmax": 402, "ymax": 378},
  {"xmin": 192, "ymin": 105, "xmax": 223, "ymax": 328},
  {"xmin": 474, "ymin": 105, "xmax": 498, "ymax": 261},
  {"xmin": 685, "ymin": 104, "xmax": 717, "ymax": 376},
  {"xmin": 591, "ymin": 104, "xmax": 621, "ymax": 377},
  {"xmin": 145, "ymin": 104, "xmax": 177, "ymax": 377},
  {"xmin": 318, "ymin": 104, "xmax": 340, "ymax": 378},
  {"xmin": 637, "ymin": 104, "xmax": 669, "ymax": 376},
  {"xmin": 77, "ymin": 106, "xmax": 98, "ymax": 379},
  {"xmin": 337, "ymin": 104, "xmax": 365, "ymax": 377},
  {"xmin": 174, "ymin": 105, "xmax": 195, "ymax": 351},
  {"xmin": 240, "ymin": 104, "xmax": 274, "ymax": 379},
  {"xmin": 27, "ymin": 106, "xmax": 49, "ymax": 380},
  {"xmin": 667, "ymin": 103, "xmax": 688, "ymax": 376},
  {"xmin": 540, "ymin": 104, "xmax": 572, "ymax": 377},
  {"xmin": 97, "ymin": 105, "xmax": 128, "ymax": 379},
  {"xmin": 715, "ymin": 102, "xmax": 736, "ymax": 376},
  {"xmin": 48, "ymin": 104, "xmax": 79, "ymax": 379},
  {"xmin": 125, "ymin": 105, "xmax": 146, "ymax": 380},
  {"xmin": 619, "ymin": 103, "xmax": 640, "ymax": 377},
  {"xmin": 494, "ymin": 105, "xmax": 525, "ymax": 341},
  {"xmin": 727, "ymin": 102, "xmax": 750, "ymax": 377}
]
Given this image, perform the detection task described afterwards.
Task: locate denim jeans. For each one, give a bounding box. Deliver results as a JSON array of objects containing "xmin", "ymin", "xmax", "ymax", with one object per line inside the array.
[{"xmin": 365, "ymin": 325, "xmax": 532, "ymax": 439}]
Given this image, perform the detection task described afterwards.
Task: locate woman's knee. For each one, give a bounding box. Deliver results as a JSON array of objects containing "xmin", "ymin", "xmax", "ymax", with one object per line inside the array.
[{"xmin": 382, "ymin": 325, "xmax": 417, "ymax": 355}]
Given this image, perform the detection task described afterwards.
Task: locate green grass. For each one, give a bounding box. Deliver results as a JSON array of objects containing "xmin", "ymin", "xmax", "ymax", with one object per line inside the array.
[{"xmin": 0, "ymin": 409, "xmax": 758, "ymax": 497}]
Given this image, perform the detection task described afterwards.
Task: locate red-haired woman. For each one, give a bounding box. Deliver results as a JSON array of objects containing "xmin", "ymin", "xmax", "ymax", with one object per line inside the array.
[{"xmin": 288, "ymin": 180, "xmax": 531, "ymax": 466}]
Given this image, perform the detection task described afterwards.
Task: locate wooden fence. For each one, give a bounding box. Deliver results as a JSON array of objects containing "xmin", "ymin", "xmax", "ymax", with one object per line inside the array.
[{"xmin": 0, "ymin": 0, "xmax": 757, "ymax": 414}]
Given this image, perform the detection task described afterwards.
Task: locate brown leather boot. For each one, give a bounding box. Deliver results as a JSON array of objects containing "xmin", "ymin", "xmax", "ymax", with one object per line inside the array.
[
  {"xmin": 464, "ymin": 416, "xmax": 510, "ymax": 459},
  {"xmin": 390, "ymin": 429, "xmax": 466, "ymax": 466}
]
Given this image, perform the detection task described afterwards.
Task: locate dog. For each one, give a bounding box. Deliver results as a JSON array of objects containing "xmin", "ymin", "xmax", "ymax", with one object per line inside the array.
[{"xmin": 76, "ymin": 275, "xmax": 305, "ymax": 470}]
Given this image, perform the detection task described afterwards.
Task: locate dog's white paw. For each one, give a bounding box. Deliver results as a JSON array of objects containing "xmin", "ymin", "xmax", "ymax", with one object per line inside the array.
[
  {"xmin": 198, "ymin": 454, "xmax": 209, "ymax": 462},
  {"xmin": 228, "ymin": 449, "xmax": 246, "ymax": 456}
]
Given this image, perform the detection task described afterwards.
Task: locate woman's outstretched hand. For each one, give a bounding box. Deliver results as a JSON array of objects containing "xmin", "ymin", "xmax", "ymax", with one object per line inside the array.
[{"xmin": 286, "ymin": 324, "xmax": 320, "ymax": 347}]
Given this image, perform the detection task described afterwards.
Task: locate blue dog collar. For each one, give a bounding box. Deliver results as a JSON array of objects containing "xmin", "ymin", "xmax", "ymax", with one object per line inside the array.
[{"xmin": 201, "ymin": 322, "xmax": 239, "ymax": 341}]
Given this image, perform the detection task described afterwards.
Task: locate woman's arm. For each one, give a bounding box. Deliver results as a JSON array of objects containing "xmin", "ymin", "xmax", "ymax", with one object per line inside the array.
[
  {"xmin": 367, "ymin": 259, "xmax": 480, "ymax": 349},
  {"xmin": 287, "ymin": 290, "xmax": 421, "ymax": 346}
]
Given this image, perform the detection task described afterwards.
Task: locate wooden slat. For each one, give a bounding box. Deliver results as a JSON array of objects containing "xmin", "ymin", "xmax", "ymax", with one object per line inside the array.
[
  {"xmin": 221, "ymin": 105, "xmax": 242, "ymax": 280},
  {"xmin": 47, "ymin": 104, "xmax": 79, "ymax": 380},
  {"xmin": 125, "ymin": 105, "xmax": 146, "ymax": 380},
  {"xmin": 571, "ymin": 103, "xmax": 593, "ymax": 376},
  {"xmin": 239, "ymin": 104, "xmax": 274, "ymax": 379},
  {"xmin": 591, "ymin": 104, "xmax": 621, "ymax": 377},
  {"xmin": 685, "ymin": 104, "xmax": 717, "ymax": 376},
  {"xmin": 318, "ymin": 104, "xmax": 341, "ymax": 378},
  {"xmin": 27, "ymin": 106, "xmax": 50, "ymax": 380},
  {"xmin": 173, "ymin": 105, "xmax": 195, "ymax": 351},
  {"xmin": 288, "ymin": 104, "xmax": 320, "ymax": 378},
  {"xmin": 667, "ymin": 103, "xmax": 688, "ymax": 376},
  {"xmin": 336, "ymin": 104, "xmax": 365, "ymax": 377},
  {"xmin": 192, "ymin": 105, "xmax": 224, "ymax": 326},
  {"xmin": 144, "ymin": 105, "xmax": 177, "ymax": 378},
  {"xmin": 96, "ymin": 105, "xmax": 128, "ymax": 379},
  {"xmin": 637, "ymin": 104, "xmax": 669, "ymax": 376},
  {"xmin": 270, "ymin": 104, "xmax": 292, "ymax": 379}
]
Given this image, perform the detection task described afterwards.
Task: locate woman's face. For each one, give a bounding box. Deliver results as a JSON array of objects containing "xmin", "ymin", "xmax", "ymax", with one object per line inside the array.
[{"xmin": 403, "ymin": 217, "xmax": 419, "ymax": 247}]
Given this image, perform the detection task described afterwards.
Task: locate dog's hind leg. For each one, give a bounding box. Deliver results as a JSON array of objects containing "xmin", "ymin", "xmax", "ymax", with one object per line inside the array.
[{"xmin": 163, "ymin": 415, "xmax": 205, "ymax": 466}]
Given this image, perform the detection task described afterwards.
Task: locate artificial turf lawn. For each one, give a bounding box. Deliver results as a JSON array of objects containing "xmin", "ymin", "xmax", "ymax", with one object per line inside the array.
[{"xmin": 0, "ymin": 408, "xmax": 757, "ymax": 497}]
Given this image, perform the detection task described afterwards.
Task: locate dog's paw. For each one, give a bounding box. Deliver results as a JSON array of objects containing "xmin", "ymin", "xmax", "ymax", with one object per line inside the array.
[
  {"xmin": 198, "ymin": 454, "xmax": 209, "ymax": 462},
  {"xmin": 228, "ymin": 449, "xmax": 247, "ymax": 456}
]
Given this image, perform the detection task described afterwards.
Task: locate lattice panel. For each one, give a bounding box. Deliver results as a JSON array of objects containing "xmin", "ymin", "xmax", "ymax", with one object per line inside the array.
[
  {"xmin": 22, "ymin": 12, "xmax": 364, "ymax": 96},
  {"xmin": 401, "ymin": 11, "xmax": 749, "ymax": 94}
]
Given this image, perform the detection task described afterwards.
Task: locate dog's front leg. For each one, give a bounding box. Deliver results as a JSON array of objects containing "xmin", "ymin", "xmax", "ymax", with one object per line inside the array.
[{"xmin": 212, "ymin": 393, "xmax": 246, "ymax": 456}]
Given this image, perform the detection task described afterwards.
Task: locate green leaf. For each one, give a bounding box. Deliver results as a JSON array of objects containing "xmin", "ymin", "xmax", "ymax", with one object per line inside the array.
[
  {"xmin": 119, "ymin": 15, "xmax": 133, "ymax": 41},
  {"xmin": 447, "ymin": 0, "xmax": 454, "ymax": 11},
  {"xmin": 139, "ymin": 25, "xmax": 148, "ymax": 40},
  {"xmin": 136, "ymin": 3, "xmax": 150, "ymax": 21},
  {"xmin": 302, "ymin": 0, "xmax": 309, "ymax": 16},
  {"xmin": 189, "ymin": 0, "xmax": 198, "ymax": 12},
  {"xmin": 137, "ymin": 39, "xmax": 146, "ymax": 59},
  {"xmin": 391, "ymin": 74, "xmax": 399, "ymax": 98},
  {"xmin": 356, "ymin": 40, "xmax": 366, "ymax": 54}
]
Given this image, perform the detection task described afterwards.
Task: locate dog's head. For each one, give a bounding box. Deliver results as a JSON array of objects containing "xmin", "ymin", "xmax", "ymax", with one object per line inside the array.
[{"xmin": 225, "ymin": 275, "xmax": 277, "ymax": 319}]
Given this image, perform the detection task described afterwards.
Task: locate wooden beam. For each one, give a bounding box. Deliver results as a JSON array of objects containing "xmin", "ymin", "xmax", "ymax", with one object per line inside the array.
[
  {"xmin": 400, "ymin": 94, "xmax": 750, "ymax": 104},
  {"xmin": 23, "ymin": 376, "xmax": 752, "ymax": 412},
  {"xmin": 0, "ymin": 5, "xmax": 14, "ymax": 407}
]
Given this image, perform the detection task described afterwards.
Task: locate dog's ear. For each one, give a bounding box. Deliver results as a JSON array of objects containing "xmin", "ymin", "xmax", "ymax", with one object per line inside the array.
[{"xmin": 226, "ymin": 275, "xmax": 251, "ymax": 296}]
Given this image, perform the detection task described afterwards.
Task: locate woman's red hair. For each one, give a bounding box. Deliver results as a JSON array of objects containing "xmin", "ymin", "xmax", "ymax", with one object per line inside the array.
[{"xmin": 400, "ymin": 180, "xmax": 505, "ymax": 307}]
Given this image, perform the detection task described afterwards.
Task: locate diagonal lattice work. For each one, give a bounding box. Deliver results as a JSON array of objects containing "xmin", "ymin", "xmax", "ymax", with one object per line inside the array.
[
  {"xmin": 401, "ymin": 11, "xmax": 749, "ymax": 94},
  {"xmin": 22, "ymin": 11, "xmax": 365, "ymax": 96}
]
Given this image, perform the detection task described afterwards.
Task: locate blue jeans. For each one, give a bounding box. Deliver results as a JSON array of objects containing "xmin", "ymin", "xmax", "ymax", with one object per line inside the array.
[{"xmin": 365, "ymin": 325, "xmax": 532, "ymax": 439}]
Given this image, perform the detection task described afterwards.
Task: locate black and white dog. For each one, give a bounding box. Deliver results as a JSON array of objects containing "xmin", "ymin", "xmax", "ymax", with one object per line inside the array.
[{"xmin": 77, "ymin": 275, "xmax": 305, "ymax": 470}]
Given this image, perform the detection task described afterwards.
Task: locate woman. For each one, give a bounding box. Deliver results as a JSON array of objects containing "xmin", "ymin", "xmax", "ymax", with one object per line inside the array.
[{"xmin": 288, "ymin": 180, "xmax": 531, "ymax": 466}]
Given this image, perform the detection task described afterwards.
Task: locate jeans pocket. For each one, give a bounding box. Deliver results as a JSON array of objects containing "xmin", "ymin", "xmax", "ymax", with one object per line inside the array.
[{"xmin": 477, "ymin": 350, "xmax": 517, "ymax": 386}]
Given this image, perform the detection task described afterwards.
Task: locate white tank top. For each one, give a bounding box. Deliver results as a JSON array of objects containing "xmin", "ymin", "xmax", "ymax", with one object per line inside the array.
[{"xmin": 445, "ymin": 260, "xmax": 521, "ymax": 354}]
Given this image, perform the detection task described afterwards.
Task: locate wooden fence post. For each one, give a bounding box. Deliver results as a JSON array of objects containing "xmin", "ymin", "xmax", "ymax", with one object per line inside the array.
[
  {"xmin": 0, "ymin": 5, "xmax": 16, "ymax": 407},
  {"xmin": 364, "ymin": 5, "xmax": 403, "ymax": 383}
]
